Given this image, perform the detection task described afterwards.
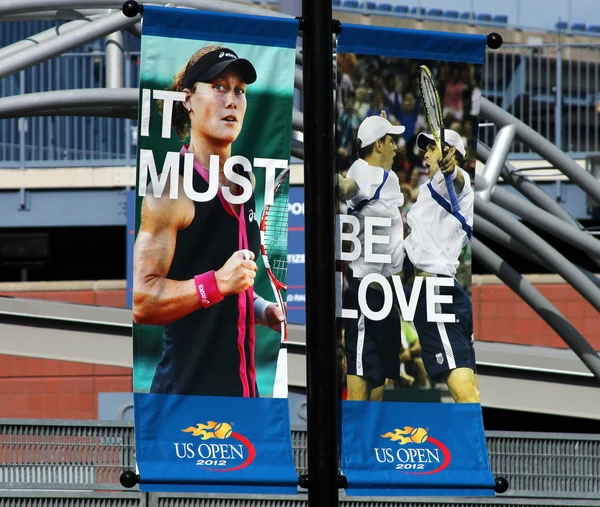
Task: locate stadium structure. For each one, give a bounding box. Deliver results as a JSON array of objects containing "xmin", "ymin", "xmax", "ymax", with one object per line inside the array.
[{"xmin": 1, "ymin": 1, "xmax": 600, "ymax": 506}]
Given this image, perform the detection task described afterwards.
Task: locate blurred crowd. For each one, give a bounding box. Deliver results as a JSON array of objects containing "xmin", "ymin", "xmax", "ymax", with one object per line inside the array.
[{"xmin": 335, "ymin": 53, "xmax": 478, "ymax": 397}]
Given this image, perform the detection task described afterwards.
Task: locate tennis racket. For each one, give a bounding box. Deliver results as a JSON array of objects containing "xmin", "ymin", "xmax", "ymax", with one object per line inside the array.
[
  {"xmin": 418, "ymin": 64, "xmax": 460, "ymax": 212},
  {"xmin": 259, "ymin": 167, "xmax": 290, "ymax": 398}
]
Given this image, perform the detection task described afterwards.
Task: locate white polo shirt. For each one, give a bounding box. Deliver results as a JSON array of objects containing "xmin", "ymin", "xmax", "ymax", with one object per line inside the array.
[
  {"xmin": 345, "ymin": 159, "xmax": 405, "ymax": 279},
  {"xmin": 404, "ymin": 168, "xmax": 474, "ymax": 278}
]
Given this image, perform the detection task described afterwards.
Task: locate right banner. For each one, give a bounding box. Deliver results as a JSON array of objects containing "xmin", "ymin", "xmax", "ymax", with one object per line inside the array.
[{"xmin": 335, "ymin": 24, "xmax": 495, "ymax": 497}]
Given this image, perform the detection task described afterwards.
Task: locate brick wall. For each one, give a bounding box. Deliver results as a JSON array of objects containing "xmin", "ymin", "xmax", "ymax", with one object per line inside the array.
[
  {"xmin": 473, "ymin": 283, "xmax": 600, "ymax": 350},
  {"xmin": 0, "ymin": 280, "xmax": 598, "ymax": 420},
  {"xmin": 0, "ymin": 355, "xmax": 131, "ymax": 419}
]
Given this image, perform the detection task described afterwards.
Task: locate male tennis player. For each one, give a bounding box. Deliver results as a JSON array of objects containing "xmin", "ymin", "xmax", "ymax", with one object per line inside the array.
[
  {"xmin": 404, "ymin": 129, "xmax": 478, "ymax": 403},
  {"xmin": 342, "ymin": 113, "xmax": 406, "ymax": 402}
]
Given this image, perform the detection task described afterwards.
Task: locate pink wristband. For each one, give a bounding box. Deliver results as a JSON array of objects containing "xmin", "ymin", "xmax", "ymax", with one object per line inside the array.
[{"xmin": 194, "ymin": 271, "xmax": 224, "ymax": 308}]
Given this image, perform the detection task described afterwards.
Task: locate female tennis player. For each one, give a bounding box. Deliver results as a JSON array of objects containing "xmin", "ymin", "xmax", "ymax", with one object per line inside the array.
[{"xmin": 133, "ymin": 45, "xmax": 284, "ymax": 398}]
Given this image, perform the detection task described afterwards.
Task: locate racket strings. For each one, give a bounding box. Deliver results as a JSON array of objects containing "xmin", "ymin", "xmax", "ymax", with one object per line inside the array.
[
  {"xmin": 263, "ymin": 172, "xmax": 290, "ymax": 284},
  {"xmin": 420, "ymin": 77, "xmax": 443, "ymax": 133}
]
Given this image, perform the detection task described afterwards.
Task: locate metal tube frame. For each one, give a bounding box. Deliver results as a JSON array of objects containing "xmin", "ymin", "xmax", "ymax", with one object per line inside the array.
[
  {"xmin": 472, "ymin": 237, "xmax": 600, "ymax": 383},
  {"xmin": 476, "ymin": 196, "xmax": 600, "ymax": 314}
]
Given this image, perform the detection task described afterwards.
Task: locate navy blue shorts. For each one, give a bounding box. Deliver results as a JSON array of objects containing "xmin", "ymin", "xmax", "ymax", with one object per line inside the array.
[
  {"xmin": 412, "ymin": 276, "xmax": 476, "ymax": 382},
  {"xmin": 343, "ymin": 277, "xmax": 402, "ymax": 388}
]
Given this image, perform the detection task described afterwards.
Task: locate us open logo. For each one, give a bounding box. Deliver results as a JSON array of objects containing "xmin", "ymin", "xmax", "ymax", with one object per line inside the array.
[
  {"xmin": 374, "ymin": 426, "xmax": 451, "ymax": 474},
  {"xmin": 173, "ymin": 421, "xmax": 256, "ymax": 472}
]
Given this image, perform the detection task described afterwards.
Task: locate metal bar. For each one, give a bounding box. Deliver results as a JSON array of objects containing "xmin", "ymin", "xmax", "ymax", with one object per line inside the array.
[
  {"xmin": 475, "ymin": 196, "xmax": 600, "ymax": 314},
  {"xmin": 0, "ymin": 19, "xmax": 92, "ymax": 60},
  {"xmin": 0, "ymin": 0, "xmax": 292, "ymax": 18},
  {"xmin": 555, "ymin": 44, "xmax": 562, "ymax": 149},
  {"xmin": 480, "ymin": 97, "xmax": 600, "ymax": 205},
  {"xmin": 491, "ymin": 186, "xmax": 600, "ymax": 263},
  {"xmin": 475, "ymin": 214, "xmax": 550, "ymax": 269},
  {"xmin": 478, "ymin": 124, "xmax": 516, "ymax": 201},
  {"xmin": 477, "ymin": 141, "xmax": 581, "ymax": 228},
  {"xmin": 0, "ymin": 89, "xmax": 137, "ymax": 119},
  {"xmin": 0, "ymin": 11, "xmax": 139, "ymax": 81},
  {"xmin": 105, "ymin": 31, "xmax": 124, "ymax": 88},
  {"xmin": 300, "ymin": 0, "xmax": 339, "ymax": 505},
  {"xmin": 472, "ymin": 236, "xmax": 600, "ymax": 383}
]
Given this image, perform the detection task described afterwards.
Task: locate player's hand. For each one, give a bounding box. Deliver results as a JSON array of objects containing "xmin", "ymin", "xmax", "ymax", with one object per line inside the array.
[
  {"xmin": 399, "ymin": 348, "xmax": 411, "ymax": 362},
  {"xmin": 266, "ymin": 302, "xmax": 286, "ymax": 332},
  {"xmin": 438, "ymin": 145, "xmax": 457, "ymax": 175},
  {"xmin": 215, "ymin": 250, "xmax": 258, "ymax": 296}
]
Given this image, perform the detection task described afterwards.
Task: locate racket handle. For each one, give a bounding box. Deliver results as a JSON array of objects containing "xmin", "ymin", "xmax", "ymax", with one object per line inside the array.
[{"xmin": 444, "ymin": 172, "xmax": 461, "ymax": 213}]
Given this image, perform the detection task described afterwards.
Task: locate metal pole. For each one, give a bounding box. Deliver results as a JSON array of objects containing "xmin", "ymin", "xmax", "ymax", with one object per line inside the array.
[
  {"xmin": 480, "ymin": 97, "xmax": 600, "ymax": 205},
  {"xmin": 300, "ymin": 0, "xmax": 339, "ymax": 506},
  {"xmin": 491, "ymin": 186, "xmax": 600, "ymax": 263},
  {"xmin": 477, "ymin": 141, "xmax": 581, "ymax": 228},
  {"xmin": 476, "ymin": 196, "xmax": 600, "ymax": 314},
  {"xmin": 472, "ymin": 237, "xmax": 600, "ymax": 383},
  {"xmin": 555, "ymin": 44, "xmax": 563, "ymax": 150},
  {"xmin": 475, "ymin": 213, "xmax": 600, "ymax": 289},
  {"xmin": 0, "ymin": 89, "xmax": 137, "ymax": 118},
  {"xmin": 478, "ymin": 124, "xmax": 516, "ymax": 202},
  {"xmin": 474, "ymin": 214, "xmax": 550, "ymax": 269},
  {"xmin": 0, "ymin": 0, "xmax": 292, "ymax": 18},
  {"xmin": 105, "ymin": 30, "xmax": 124, "ymax": 89},
  {"xmin": 0, "ymin": 11, "xmax": 139, "ymax": 81},
  {"xmin": 0, "ymin": 19, "xmax": 92, "ymax": 60}
]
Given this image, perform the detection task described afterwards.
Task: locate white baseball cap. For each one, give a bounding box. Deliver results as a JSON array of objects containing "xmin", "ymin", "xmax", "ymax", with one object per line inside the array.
[
  {"xmin": 357, "ymin": 115, "xmax": 406, "ymax": 148},
  {"xmin": 416, "ymin": 129, "xmax": 466, "ymax": 157}
]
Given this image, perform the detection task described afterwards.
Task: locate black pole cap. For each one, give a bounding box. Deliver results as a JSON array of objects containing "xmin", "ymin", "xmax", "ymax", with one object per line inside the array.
[
  {"xmin": 487, "ymin": 32, "xmax": 503, "ymax": 50},
  {"xmin": 122, "ymin": 0, "xmax": 143, "ymax": 17},
  {"xmin": 494, "ymin": 476, "xmax": 509, "ymax": 494},
  {"xmin": 119, "ymin": 470, "xmax": 140, "ymax": 488}
]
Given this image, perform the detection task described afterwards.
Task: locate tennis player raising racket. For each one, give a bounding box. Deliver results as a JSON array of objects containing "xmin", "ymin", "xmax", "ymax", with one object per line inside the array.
[{"xmin": 404, "ymin": 127, "xmax": 477, "ymax": 403}]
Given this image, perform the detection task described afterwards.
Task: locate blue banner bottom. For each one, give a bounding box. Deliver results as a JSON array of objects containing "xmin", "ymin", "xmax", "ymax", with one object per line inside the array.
[
  {"xmin": 134, "ymin": 393, "xmax": 298, "ymax": 494},
  {"xmin": 340, "ymin": 400, "xmax": 496, "ymax": 497}
]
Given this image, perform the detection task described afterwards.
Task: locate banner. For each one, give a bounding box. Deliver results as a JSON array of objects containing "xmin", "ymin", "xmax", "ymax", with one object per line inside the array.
[
  {"xmin": 131, "ymin": 5, "xmax": 299, "ymax": 494},
  {"xmin": 335, "ymin": 23, "xmax": 495, "ymax": 497}
]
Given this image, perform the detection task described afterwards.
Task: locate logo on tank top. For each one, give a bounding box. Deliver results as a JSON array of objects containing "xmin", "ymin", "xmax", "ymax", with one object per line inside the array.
[
  {"xmin": 375, "ymin": 426, "xmax": 451, "ymax": 474},
  {"xmin": 248, "ymin": 209, "xmax": 255, "ymax": 222},
  {"xmin": 173, "ymin": 421, "xmax": 256, "ymax": 471}
]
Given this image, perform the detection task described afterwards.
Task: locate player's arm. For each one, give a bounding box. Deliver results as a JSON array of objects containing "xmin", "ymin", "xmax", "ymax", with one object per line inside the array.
[
  {"xmin": 439, "ymin": 146, "xmax": 466, "ymax": 194},
  {"xmin": 336, "ymin": 173, "xmax": 359, "ymax": 201},
  {"xmin": 133, "ymin": 177, "xmax": 257, "ymax": 326},
  {"xmin": 253, "ymin": 292, "xmax": 285, "ymax": 332}
]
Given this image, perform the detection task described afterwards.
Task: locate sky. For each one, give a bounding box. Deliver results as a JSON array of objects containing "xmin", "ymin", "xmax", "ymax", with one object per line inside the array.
[{"xmin": 383, "ymin": 0, "xmax": 600, "ymax": 32}]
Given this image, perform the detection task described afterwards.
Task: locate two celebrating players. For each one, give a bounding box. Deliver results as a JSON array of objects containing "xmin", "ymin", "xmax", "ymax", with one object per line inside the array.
[{"xmin": 341, "ymin": 112, "xmax": 478, "ymax": 404}]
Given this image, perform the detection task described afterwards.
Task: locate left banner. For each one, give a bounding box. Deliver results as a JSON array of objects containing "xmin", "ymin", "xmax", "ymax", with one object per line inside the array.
[{"xmin": 131, "ymin": 5, "xmax": 299, "ymax": 494}]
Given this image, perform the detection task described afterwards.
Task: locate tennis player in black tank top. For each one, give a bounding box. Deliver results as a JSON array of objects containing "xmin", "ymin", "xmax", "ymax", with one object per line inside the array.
[{"xmin": 132, "ymin": 45, "xmax": 285, "ymax": 397}]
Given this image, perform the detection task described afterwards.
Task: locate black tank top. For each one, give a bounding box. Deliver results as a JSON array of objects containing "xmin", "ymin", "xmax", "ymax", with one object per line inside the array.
[{"xmin": 150, "ymin": 154, "xmax": 261, "ymax": 397}]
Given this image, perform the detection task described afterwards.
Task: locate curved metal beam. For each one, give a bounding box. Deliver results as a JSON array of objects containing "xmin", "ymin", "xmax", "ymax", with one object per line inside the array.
[
  {"xmin": 0, "ymin": 19, "xmax": 93, "ymax": 60},
  {"xmin": 0, "ymin": 89, "xmax": 138, "ymax": 118},
  {"xmin": 478, "ymin": 125, "xmax": 516, "ymax": 201},
  {"xmin": 0, "ymin": 0, "xmax": 291, "ymax": 18},
  {"xmin": 472, "ymin": 237, "xmax": 600, "ymax": 383},
  {"xmin": 480, "ymin": 97, "xmax": 600, "ymax": 205},
  {"xmin": 474, "ymin": 214, "xmax": 550, "ymax": 270},
  {"xmin": 491, "ymin": 186, "xmax": 600, "ymax": 262},
  {"xmin": 0, "ymin": 9, "xmax": 110, "ymax": 21},
  {"xmin": 475, "ymin": 214, "xmax": 600, "ymax": 290},
  {"xmin": 476, "ymin": 195, "xmax": 600, "ymax": 314},
  {"xmin": 477, "ymin": 141, "xmax": 581, "ymax": 229},
  {"xmin": 0, "ymin": 11, "xmax": 139, "ymax": 80}
]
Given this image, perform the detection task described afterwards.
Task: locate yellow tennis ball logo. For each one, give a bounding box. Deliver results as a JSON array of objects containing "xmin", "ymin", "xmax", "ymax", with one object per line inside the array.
[
  {"xmin": 213, "ymin": 422, "xmax": 233, "ymax": 439},
  {"xmin": 410, "ymin": 427, "xmax": 428, "ymax": 444}
]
